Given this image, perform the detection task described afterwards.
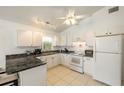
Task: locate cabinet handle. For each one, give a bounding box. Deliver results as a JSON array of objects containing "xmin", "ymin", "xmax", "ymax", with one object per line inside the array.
[
  {"xmin": 109, "ymin": 32, "xmax": 111, "ymax": 34},
  {"xmin": 105, "ymin": 33, "xmax": 108, "ymax": 35}
]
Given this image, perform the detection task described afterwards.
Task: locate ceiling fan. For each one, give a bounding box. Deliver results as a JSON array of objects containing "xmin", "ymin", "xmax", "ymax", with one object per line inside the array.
[
  {"xmin": 57, "ymin": 9, "xmax": 86, "ymax": 25},
  {"xmin": 32, "ymin": 17, "xmax": 56, "ymax": 29}
]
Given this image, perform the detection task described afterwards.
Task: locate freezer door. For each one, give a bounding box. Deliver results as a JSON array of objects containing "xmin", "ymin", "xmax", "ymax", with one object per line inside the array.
[
  {"xmin": 93, "ymin": 52, "xmax": 121, "ymax": 86},
  {"xmin": 95, "ymin": 35, "xmax": 122, "ymax": 53}
]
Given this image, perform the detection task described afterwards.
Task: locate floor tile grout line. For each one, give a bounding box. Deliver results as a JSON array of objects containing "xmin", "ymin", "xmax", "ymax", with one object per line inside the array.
[{"xmin": 47, "ymin": 65, "xmax": 106, "ymax": 86}]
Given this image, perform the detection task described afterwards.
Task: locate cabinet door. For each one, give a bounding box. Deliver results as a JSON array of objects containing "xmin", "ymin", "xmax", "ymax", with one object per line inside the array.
[
  {"xmin": 60, "ymin": 32, "xmax": 67, "ymax": 46},
  {"xmin": 93, "ymin": 7, "xmax": 124, "ymax": 36},
  {"xmin": 47, "ymin": 56, "xmax": 53, "ymax": 69},
  {"xmin": 52, "ymin": 54, "xmax": 58, "ymax": 67},
  {"xmin": 41, "ymin": 56, "xmax": 49, "ymax": 69},
  {"xmin": 50, "ymin": 54, "xmax": 59, "ymax": 67},
  {"xmin": 94, "ymin": 24, "xmax": 108, "ymax": 37},
  {"xmin": 32, "ymin": 31, "xmax": 42, "ymax": 47},
  {"xmin": 19, "ymin": 65, "xmax": 47, "ymax": 86},
  {"xmin": 60, "ymin": 54, "xmax": 66, "ymax": 65},
  {"xmin": 51, "ymin": 55, "xmax": 56, "ymax": 67},
  {"xmin": 93, "ymin": 7, "xmax": 108, "ymax": 37},
  {"xmin": 17, "ymin": 30, "xmax": 32, "ymax": 46},
  {"xmin": 108, "ymin": 25, "xmax": 124, "ymax": 35},
  {"xmin": 84, "ymin": 57, "xmax": 93, "ymax": 76},
  {"xmin": 66, "ymin": 54, "xmax": 71, "ymax": 67},
  {"xmin": 56, "ymin": 54, "xmax": 61, "ymax": 65},
  {"xmin": 60, "ymin": 54, "xmax": 70, "ymax": 67},
  {"xmin": 66, "ymin": 31, "xmax": 73, "ymax": 46}
]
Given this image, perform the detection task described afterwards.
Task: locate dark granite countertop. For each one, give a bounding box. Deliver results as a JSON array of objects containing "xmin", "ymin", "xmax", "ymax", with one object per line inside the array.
[
  {"xmin": 6, "ymin": 55, "xmax": 46, "ymax": 74},
  {"xmin": 6, "ymin": 50, "xmax": 60, "ymax": 59},
  {"xmin": 6, "ymin": 50, "xmax": 74, "ymax": 74}
]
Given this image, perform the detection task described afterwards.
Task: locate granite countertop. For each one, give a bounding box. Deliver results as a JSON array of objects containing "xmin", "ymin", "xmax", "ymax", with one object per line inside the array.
[
  {"xmin": 6, "ymin": 50, "xmax": 74, "ymax": 74},
  {"xmin": 6, "ymin": 55, "xmax": 46, "ymax": 74},
  {"xmin": 0, "ymin": 73, "xmax": 17, "ymax": 85}
]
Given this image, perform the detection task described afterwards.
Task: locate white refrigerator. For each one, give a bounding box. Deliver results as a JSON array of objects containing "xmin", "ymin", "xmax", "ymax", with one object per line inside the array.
[{"xmin": 93, "ymin": 35, "xmax": 124, "ymax": 86}]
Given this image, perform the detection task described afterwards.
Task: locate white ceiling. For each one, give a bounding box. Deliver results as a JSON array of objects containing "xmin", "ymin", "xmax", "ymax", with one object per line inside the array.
[{"xmin": 0, "ymin": 6, "xmax": 104, "ymax": 32}]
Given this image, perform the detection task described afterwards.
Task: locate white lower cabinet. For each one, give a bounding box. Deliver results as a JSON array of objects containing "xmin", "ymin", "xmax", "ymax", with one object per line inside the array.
[
  {"xmin": 48, "ymin": 54, "xmax": 58, "ymax": 68},
  {"xmin": 39, "ymin": 54, "xmax": 61, "ymax": 69},
  {"xmin": 65, "ymin": 54, "xmax": 71, "ymax": 67},
  {"xmin": 53, "ymin": 54, "xmax": 61, "ymax": 66},
  {"xmin": 39, "ymin": 53, "xmax": 71, "ymax": 69},
  {"xmin": 61, "ymin": 54, "xmax": 71, "ymax": 67},
  {"xmin": 83, "ymin": 57, "xmax": 93, "ymax": 76},
  {"xmin": 60, "ymin": 54, "xmax": 66, "ymax": 66},
  {"xmin": 19, "ymin": 65, "xmax": 47, "ymax": 86}
]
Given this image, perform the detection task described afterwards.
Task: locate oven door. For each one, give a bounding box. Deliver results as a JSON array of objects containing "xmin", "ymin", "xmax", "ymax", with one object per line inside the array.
[{"xmin": 70, "ymin": 55, "xmax": 83, "ymax": 67}]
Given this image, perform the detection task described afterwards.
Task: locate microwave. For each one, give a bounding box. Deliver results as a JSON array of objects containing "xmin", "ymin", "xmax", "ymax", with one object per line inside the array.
[{"xmin": 85, "ymin": 50, "xmax": 93, "ymax": 57}]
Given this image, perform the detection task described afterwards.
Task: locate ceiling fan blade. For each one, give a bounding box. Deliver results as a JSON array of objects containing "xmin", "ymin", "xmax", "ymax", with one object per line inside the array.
[
  {"xmin": 75, "ymin": 15, "xmax": 85, "ymax": 19},
  {"xmin": 63, "ymin": 20, "xmax": 71, "ymax": 25},
  {"xmin": 39, "ymin": 21, "xmax": 46, "ymax": 26},
  {"xmin": 70, "ymin": 19, "xmax": 77, "ymax": 25},
  {"xmin": 68, "ymin": 9, "xmax": 75, "ymax": 16},
  {"xmin": 56, "ymin": 17, "xmax": 66, "ymax": 20}
]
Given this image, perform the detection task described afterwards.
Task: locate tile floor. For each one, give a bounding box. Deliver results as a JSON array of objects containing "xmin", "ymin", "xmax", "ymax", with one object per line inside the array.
[{"xmin": 47, "ymin": 65, "xmax": 107, "ymax": 86}]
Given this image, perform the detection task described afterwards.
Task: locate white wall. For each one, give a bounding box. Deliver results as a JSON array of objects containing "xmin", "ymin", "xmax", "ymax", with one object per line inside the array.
[
  {"xmin": 0, "ymin": 19, "xmax": 59, "ymax": 68},
  {"xmin": 92, "ymin": 6, "xmax": 124, "ymax": 28}
]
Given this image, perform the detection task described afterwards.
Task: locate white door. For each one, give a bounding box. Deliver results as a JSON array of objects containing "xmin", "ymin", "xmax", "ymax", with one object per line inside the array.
[
  {"xmin": 32, "ymin": 31, "xmax": 42, "ymax": 47},
  {"xmin": 84, "ymin": 57, "xmax": 93, "ymax": 76},
  {"xmin": 93, "ymin": 52, "xmax": 121, "ymax": 86},
  {"xmin": 17, "ymin": 30, "xmax": 32, "ymax": 46},
  {"xmin": 66, "ymin": 54, "xmax": 71, "ymax": 67},
  {"xmin": 95, "ymin": 35, "xmax": 122, "ymax": 53}
]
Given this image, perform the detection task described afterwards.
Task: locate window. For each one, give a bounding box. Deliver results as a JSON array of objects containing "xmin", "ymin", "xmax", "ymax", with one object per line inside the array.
[{"xmin": 42, "ymin": 36, "xmax": 53, "ymax": 51}]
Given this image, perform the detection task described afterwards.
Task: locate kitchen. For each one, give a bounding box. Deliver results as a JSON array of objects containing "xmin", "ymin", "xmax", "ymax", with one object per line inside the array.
[{"xmin": 0, "ymin": 6, "xmax": 124, "ymax": 86}]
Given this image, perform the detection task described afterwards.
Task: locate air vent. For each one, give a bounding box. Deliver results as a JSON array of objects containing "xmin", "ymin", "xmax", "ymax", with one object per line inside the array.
[{"xmin": 108, "ymin": 6, "xmax": 119, "ymax": 13}]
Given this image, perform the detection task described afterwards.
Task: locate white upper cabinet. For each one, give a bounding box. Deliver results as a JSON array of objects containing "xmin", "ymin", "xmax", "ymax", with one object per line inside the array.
[
  {"xmin": 60, "ymin": 30, "xmax": 73, "ymax": 46},
  {"xmin": 17, "ymin": 30, "xmax": 42, "ymax": 47},
  {"xmin": 52, "ymin": 35, "xmax": 60, "ymax": 46},
  {"xmin": 60, "ymin": 31, "xmax": 67, "ymax": 46},
  {"xmin": 66, "ymin": 30, "xmax": 73, "ymax": 46},
  {"xmin": 108, "ymin": 25, "xmax": 124, "ymax": 35},
  {"xmin": 17, "ymin": 30, "xmax": 32, "ymax": 46},
  {"xmin": 93, "ymin": 6, "xmax": 124, "ymax": 36},
  {"xmin": 32, "ymin": 31, "xmax": 42, "ymax": 47}
]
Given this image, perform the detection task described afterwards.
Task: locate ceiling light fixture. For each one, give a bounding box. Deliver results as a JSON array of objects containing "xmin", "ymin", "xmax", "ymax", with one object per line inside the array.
[
  {"xmin": 32, "ymin": 17, "xmax": 56, "ymax": 29},
  {"xmin": 57, "ymin": 9, "xmax": 86, "ymax": 25}
]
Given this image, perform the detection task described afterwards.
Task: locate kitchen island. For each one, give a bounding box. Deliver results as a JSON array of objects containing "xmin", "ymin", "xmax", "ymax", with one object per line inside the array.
[{"xmin": 6, "ymin": 54, "xmax": 47, "ymax": 86}]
